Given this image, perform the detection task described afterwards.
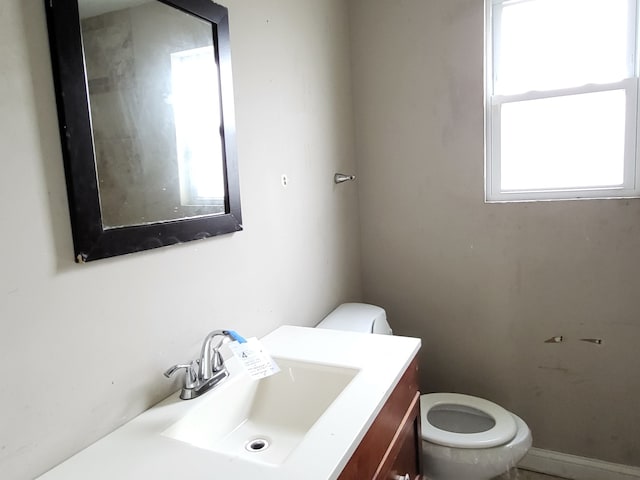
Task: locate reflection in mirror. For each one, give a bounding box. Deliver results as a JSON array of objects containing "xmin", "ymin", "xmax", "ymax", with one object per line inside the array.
[
  {"xmin": 44, "ymin": 0, "xmax": 242, "ymax": 261},
  {"xmin": 80, "ymin": 1, "xmax": 225, "ymax": 228}
]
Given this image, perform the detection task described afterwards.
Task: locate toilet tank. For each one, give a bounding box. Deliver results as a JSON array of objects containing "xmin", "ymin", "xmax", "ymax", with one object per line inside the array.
[{"xmin": 316, "ymin": 303, "xmax": 393, "ymax": 335}]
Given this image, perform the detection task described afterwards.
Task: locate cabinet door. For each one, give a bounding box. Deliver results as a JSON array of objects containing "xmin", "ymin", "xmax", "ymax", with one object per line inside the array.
[
  {"xmin": 338, "ymin": 357, "xmax": 422, "ymax": 480},
  {"xmin": 380, "ymin": 392, "xmax": 423, "ymax": 480}
]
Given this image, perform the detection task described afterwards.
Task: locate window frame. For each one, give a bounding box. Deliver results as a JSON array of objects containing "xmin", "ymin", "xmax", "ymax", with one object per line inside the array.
[{"xmin": 485, "ymin": 0, "xmax": 640, "ymax": 202}]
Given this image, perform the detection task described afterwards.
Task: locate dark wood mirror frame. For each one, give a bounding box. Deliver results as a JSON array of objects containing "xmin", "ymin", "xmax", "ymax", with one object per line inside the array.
[{"xmin": 44, "ymin": 0, "xmax": 242, "ymax": 263}]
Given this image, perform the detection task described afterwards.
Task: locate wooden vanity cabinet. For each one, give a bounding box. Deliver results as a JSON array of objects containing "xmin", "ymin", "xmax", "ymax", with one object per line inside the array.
[{"xmin": 338, "ymin": 356, "xmax": 423, "ymax": 480}]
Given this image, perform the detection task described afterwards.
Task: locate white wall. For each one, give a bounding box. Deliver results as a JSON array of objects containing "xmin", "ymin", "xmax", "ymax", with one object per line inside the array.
[
  {"xmin": 349, "ymin": 0, "xmax": 640, "ymax": 467},
  {"xmin": 0, "ymin": 1, "xmax": 361, "ymax": 478}
]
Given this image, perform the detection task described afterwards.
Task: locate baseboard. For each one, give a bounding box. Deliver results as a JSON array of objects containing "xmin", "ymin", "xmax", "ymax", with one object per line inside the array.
[{"xmin": 519, "ymin": 447, "xmax": 640, "ymax": 480}]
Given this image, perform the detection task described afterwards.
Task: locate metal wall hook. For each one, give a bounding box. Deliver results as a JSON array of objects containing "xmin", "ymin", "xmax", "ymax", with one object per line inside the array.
[
  {"xmin": 334, "ymin": 173, "xmax": 356, "ymax": 184},
  {"xmin": 544, "ymin": 335, "xmax": 564, "ymax": 343},
  {"xmin": 580, "ymin": 338, "xmax": 603, "ymax": 345}
]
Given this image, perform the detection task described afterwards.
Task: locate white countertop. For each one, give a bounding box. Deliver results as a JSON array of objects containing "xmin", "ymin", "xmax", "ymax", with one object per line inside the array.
[{"xmin": 38, "ymin": 326, "xmax": 421, "ymax": 480}]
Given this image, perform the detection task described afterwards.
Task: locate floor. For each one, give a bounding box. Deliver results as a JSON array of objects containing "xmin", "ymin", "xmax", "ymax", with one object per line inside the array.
[{"xmin": 493, "ymin": 469, "xmax": 568, "ymax": 480}]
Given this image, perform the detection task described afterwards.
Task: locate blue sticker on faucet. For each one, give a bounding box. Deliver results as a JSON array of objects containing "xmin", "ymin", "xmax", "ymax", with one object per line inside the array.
[{"xmin": 225, "ymin": 330, "xmax": 247, "ymax": 344}]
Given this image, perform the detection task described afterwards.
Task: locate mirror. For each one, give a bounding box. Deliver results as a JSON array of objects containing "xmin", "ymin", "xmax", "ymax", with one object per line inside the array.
[{"xmin": 44, "ymin": 0, "xmax": 242, "ymax": 262}]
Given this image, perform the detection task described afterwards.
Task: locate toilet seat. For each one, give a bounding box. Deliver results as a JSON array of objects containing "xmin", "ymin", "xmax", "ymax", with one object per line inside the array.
[{"xmin": 420, "ymin": 393, "xmax": 517, "ymax": 449}]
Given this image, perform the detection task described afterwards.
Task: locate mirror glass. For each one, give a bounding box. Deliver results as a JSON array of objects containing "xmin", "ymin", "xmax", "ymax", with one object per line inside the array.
[
  {"xmin": 44, "ymin": 0, "xmax": 242, "ymax": 261},
  {"xmin": 80, "ymin": 0, "xmax": 225, "ymax": 228}
]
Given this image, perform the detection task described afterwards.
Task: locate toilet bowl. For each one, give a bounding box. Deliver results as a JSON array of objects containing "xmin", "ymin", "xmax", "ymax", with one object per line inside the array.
[
  {"xmin": 421, "ymin": 393, "xmax": 532, "ymax": 480},
  {"xmin": 316, "ymin": 303, "xmax": 532, "ymax": 480}
]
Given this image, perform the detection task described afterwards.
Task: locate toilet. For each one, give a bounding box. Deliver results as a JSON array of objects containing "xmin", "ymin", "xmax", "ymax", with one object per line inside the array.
[{"xmin": 317, "ymin": 303, "xmax": 532, "ymax": 480}]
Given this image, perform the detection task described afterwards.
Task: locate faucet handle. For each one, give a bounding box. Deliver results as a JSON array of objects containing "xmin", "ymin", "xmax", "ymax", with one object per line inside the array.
[
  {"xmin": 212, "ymin": 348, "xmax": 225, "ymax": 373},
  {"xmin": 164, "ymin": 361, "xmax": 198, "ymax": 388}
]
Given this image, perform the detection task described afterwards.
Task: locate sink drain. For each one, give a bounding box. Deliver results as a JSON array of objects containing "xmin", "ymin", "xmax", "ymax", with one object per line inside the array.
[{"xmin": 245, "ymin": 438, "xmax": 270, "ymax": 452}]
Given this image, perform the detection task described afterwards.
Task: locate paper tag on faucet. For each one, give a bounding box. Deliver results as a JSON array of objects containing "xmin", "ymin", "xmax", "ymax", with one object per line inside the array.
[{"xmin": 228, "ymin": 338, "xmax": 280, "ymax": 379}]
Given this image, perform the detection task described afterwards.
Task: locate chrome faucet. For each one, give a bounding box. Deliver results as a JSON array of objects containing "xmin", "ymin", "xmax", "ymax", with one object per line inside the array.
[{"xmin": 164, "ymin": 329, "xmax": 233, "ymax": 400}]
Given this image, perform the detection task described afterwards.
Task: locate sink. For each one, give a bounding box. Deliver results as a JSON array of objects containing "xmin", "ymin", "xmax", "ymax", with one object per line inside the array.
[
  {"xmin": 37, "ymin": 326, "xmax": 422, "ymax": 480},
  {"xmin": 161, "ymin": 357, "xmax": 359, "ymax": 465}
]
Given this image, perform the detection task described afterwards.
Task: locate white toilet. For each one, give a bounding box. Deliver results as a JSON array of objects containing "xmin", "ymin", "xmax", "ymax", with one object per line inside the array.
[{"xmin": 317, "ymin": 303, "xmax": 532, "ymax": 480}]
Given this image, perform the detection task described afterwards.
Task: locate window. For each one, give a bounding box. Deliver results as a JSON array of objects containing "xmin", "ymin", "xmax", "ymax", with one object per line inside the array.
[{"xmin": 485, "ymin": 0, "xmax": 640, "ymax": 201}]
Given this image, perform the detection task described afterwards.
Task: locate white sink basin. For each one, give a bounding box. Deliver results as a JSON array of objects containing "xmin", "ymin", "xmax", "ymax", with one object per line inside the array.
[
  {"xmin": 37, "ymin": 327, "xmax": 422, "ymax": 480},
  {"xmin": 161, "ymin": 357, "xmax": 359, "ymax": 465}
]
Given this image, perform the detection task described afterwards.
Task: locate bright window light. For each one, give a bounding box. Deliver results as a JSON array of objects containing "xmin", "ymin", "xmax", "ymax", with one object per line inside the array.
[
  {"xmin": 501, "ymin": 90, "xmax": 626, "ymax": 190},
  {"xmin": 486, "ymin": 0, "xmax": 640, "ymax": 202},
  {"xmin": 170, "ymin": 46, "xmax": 225, "ymax": 206},
  {"xmin": 495, "ymin": 0, "xmax": 631, "ymax": 95}
]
